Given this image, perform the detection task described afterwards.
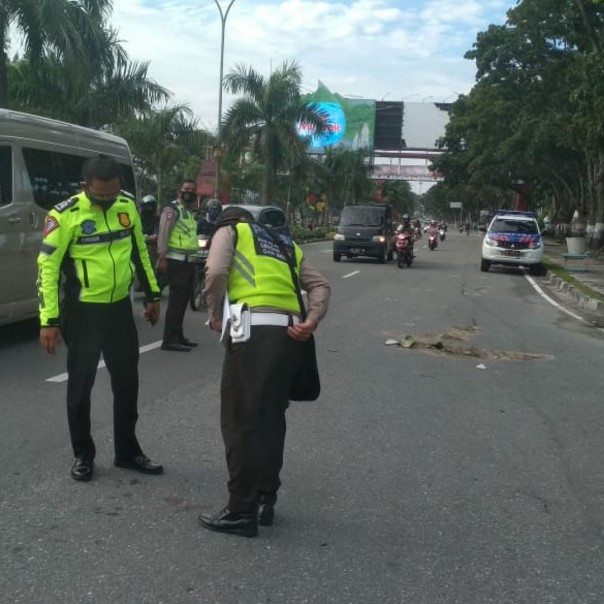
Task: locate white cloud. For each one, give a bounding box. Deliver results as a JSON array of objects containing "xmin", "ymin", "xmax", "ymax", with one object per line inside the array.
[{"xmin": 107, "ymin": 0, "xmax": 510, "ymax": 130}]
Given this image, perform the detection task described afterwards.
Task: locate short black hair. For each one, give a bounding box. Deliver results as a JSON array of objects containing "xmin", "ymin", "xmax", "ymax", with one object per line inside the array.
[
  {"xmin": 181, "ymin": 179, "xmax": 197, "ymax": 187},
  {"xmin": 82, "ymin": 155, "xmax": 123, "ymax": 184}
]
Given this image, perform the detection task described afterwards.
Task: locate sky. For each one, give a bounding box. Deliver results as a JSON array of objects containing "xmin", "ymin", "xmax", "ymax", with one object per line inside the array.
[{"xmin": 110, "ymin": 0, "xmax": 512, "ymax": 132}]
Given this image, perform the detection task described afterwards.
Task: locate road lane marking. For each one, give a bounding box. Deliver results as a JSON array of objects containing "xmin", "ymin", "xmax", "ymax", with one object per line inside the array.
[
  {"xmin": 342, "ymin": 270, "xmax": 360, "ymax": 279},
  {"xmin": 46, "ymin": 340, "xmax": 163, "ymax": 383},
  {"xmin": 524, "ymin": 273, "xmax": 586, "ymax": 322}
]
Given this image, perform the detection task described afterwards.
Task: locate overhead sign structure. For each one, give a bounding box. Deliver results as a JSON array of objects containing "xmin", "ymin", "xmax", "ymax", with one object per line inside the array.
[
  {"xmin": 450, "ymin": 202, "xmax": 463, "ymax": 209},
  {"xmin": 296, "ymin": 81, "xmax": 375, "ymax": 152}
]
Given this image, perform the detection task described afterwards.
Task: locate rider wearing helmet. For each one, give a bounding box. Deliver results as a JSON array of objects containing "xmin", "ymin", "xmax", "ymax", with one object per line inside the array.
[
  {"xmin": 197, "ymin": 198, "xmax": 223, "ymax": 237},
  {"xmin": 138, "ymin": 194, "xmax": 167, "ymax": 292},
  {"xmin": 140, "ymin": 195, "xmax": 159, "ymax": 242},
  {"xmin": 397, "ymin": 214, "xmax": 413, "ymax": 234}
]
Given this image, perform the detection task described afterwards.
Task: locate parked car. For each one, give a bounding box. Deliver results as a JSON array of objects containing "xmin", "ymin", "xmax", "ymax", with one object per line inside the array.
[
  {"xmin": 222, "ymin": 204, "xmax": 289, "ymax": 235},
  {"xmin": 480, "ymin": 210, "xmax": 544, "ymax": 274}
]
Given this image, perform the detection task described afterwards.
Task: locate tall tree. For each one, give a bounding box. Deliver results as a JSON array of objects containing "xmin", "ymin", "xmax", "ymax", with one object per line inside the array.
[
  {"xmin": 222, "ymin": 60, "xmax": 323, "ymax": 204},
  {"xmin": 114, "ymin": 105, "xmax": 211, "ymax": 204},
  {"xmin": 0, "ymin": 0, "xmax": 112, "ymax": 107}
]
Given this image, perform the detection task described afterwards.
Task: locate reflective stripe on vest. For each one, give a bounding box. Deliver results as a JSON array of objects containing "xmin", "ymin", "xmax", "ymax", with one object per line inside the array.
[
  {"xmin": 228, "ymin": 222, "xmax": 302, "ymax": 313},
  {"xmin": 167, "ymin": 204, "xmax": 198, "ymax": 255}
]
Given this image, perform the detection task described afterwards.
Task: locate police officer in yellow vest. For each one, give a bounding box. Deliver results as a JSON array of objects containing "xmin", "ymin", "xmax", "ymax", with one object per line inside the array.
[
  {"xmin": 156, "ymin": 180, "xmax": 199, "ymax": 351},
  {"xmin": 37, "ymin": 156, "xmax": 163, "ymax": 482},
  {"xmin": 200, "ymin": 207, "xmax": 331, "ymax": 537}
]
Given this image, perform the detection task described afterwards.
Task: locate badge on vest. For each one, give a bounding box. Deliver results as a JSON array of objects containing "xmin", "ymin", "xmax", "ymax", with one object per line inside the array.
[{"xmin": 118, "ymin": 213, "xmax": 131, "ymax": 228}]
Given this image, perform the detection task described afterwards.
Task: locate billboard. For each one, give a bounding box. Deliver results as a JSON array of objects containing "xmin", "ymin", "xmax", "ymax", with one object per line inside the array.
[{"xmin": 297, "ymin": 82, "xmax": 375, "ymax": 152}]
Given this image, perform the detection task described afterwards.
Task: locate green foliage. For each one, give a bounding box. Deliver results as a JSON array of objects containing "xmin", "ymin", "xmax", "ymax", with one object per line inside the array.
[{"xmin": 434, "ymin": 0, "xmax": 604, "ymax": 233}]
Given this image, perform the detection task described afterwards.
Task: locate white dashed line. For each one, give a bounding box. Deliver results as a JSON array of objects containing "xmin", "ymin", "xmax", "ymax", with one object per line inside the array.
[
  {"xmin": 342, "ymin": 271, "xmax": 360, "ymax": 279},
  {"xmin": 46, "ymin": 340, "xmax": 163, "ymax": 383},
  {"xmin": 524, "ymin": 273, "xmax": 586, "ymax": 323}
]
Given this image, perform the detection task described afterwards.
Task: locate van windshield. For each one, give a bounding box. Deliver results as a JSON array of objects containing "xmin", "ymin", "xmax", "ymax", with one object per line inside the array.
[{"xmin": 339, "ymin": 206, "xmax": 384, "ymax": 227}]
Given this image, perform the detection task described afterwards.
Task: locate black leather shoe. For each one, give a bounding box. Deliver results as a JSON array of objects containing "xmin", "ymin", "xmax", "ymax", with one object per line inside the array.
[
  {"xmin": 199, "ymin": 507, "xmax": 258, "ymax": 538},
  {"xmin": 114, "ymin": 455, "xmax": 163, "ymax": 474},
  {"xmin": 161, "ymin": 342, "xmax": 191, "ymax": 352},
  {"xmin": 258, "ymin": 494, "xmax": 276, "ymax": 526},
  {"xmin": 71, "ymin": 458, "xmax": 93, "ymax": 482},
  {"xmin": 180, "ymin": 338, "xmax": 198, "ymax": 347}
]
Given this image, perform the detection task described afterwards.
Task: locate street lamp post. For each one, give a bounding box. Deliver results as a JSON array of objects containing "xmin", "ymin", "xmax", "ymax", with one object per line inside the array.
[{"xmin": 213, "ymin": 0, "xmax": 237, "ymax": 199}]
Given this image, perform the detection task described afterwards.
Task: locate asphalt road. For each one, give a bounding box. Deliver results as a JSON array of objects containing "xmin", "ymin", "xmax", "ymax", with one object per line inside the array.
[{"xmin": 2, "ymin": 232, "xmax": 604, "ymax": 604}]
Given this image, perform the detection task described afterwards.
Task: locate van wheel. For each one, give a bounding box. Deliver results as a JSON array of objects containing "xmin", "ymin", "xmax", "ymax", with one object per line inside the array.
[
  {"xmin": 529, "ymin": 263, "xmax": 544, "ymax": 276},
  {"xmin": 333, "ymin": 252, "xmax": 341, "ymax": 262},
  {"xmin": 378, "ymin": 248, "xmax": 386, "ymax": 264},
  {"xmin": 480, "ymin": 259, "xmax": 490, "ymax": 272},
  {"xmin": 387, "ymin": 248, "xmax": 394, "ymax": 262}
]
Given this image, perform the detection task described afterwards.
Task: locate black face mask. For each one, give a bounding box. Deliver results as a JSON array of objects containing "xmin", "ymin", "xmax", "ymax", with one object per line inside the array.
[
  {"xmin": 89, "ymin": 196, "xmax": 117, "ymax": 210},
  {"xmin": 180, "ymin": 192, "xmax": 196, "ymax": 204}
]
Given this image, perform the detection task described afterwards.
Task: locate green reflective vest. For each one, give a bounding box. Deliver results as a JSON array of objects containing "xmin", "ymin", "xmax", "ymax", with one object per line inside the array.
[
  {"xmin": 166, "ymin": 203, "xmax": 198, "ymax": 256},
  {"xmin": 37, "ymin": 191, "xmax": 160, "ymax": 327},
  {"xmin": 228, "ymin": 222, "xmax": 302, "ymax": 313}
]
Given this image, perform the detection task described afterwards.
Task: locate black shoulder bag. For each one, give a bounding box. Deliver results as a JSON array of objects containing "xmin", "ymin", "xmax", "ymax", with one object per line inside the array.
[{"xmin": 268, "ymin": 231, "xmax": 321, "ymax": 402}]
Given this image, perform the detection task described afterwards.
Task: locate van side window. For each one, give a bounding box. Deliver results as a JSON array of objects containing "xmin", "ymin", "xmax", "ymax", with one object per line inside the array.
[
  {"xmin": 22, "ymin": 148, "xmax": 85, "ymax": 210},
  {"xmin": 0, "ymin": 146, "xmax": 12, "ymax": 206},
  {"xmin": 120, "ymin": 164, "xmax": 136, "ymax": 198}
]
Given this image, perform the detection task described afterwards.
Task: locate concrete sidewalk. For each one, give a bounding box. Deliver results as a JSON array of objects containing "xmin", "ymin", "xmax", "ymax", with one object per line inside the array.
[{"xmin": 541, "ymin": 238, "xmax": 604, "ymax": 324}]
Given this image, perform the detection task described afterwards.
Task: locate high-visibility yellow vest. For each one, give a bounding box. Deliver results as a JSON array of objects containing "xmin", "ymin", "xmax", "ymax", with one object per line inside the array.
[
  {"xmin": 227, "ymin": 222, "xmax": 302, "ymax": 313},
  {"xmin": 166, "ymin": 203, "xmax": 198, "ymax": 256},
  {"xmin": 37, "ymin": 191, "xmax": 160, "ymax": 326}
]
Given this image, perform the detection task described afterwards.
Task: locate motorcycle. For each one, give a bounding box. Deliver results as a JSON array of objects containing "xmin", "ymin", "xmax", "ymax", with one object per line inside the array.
[
  {"xmin": 428, "ymin": 231, "xmax": 438, "ymax": 251},
  {"xmin": 395, "ymin": 231, "xmax": 415, "ymax": 268},
  {"xmin": 190, "ymin": 234, "xmax": 211, "ymax": 311},
  {"xmin": 439, "ymin": 228, "xmax": 446, "ymax": 242}
]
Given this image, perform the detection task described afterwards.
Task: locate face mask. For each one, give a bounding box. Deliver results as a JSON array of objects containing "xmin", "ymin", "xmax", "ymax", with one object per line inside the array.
[
  {"xmin": 89, "ymin": 195, "xmax": 117, "ymax": 210},
  {"xmin": 180, "ymin": 192, "xmax": 196, "ymax": 204}
]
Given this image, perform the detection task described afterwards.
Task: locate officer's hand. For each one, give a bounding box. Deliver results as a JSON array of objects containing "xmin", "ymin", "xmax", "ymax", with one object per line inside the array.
[
  {"xmin": 40, "ymin": 327, "xmax": 61, "ymax": 354},
  {"xmin": 147, "ymin": 234, "xmax": 157, "ymax": 243},
  {"xmin": 143, "ymin": 301, "xmax": 160, "ymax": 326},
  {"xmin": 156, "ymin": 257, "xmax": 168, "ymax": 274},
  {"xmin": 287, "ymin": 319, "xmax": 317, "ymax": 342},
  {"xmin": 209, "ymin": 317, "xmax": 222, "ymax": 332}
]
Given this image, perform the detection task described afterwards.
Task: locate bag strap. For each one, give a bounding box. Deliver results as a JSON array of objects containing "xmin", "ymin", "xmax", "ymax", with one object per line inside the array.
[{"xmin": 265, "ymin": 229, "xmax": 307, "ymax": 321}]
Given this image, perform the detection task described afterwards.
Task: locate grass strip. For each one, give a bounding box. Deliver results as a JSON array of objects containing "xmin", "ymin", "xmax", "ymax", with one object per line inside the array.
[{"xmin": 542, "ymin": 257, "xmax": 604, "ymax": 303}]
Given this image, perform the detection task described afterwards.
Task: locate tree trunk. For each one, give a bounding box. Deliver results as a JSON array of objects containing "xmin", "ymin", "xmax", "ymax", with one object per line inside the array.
[{"xmin": 0, "ymin": 34, "xmax": 8, "ymax": 108}]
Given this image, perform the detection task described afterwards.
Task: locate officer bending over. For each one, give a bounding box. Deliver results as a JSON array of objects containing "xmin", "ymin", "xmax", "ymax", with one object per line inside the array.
[{"xmin": 200, "ymin": 207, "xmax": 331, "ymax": 537}]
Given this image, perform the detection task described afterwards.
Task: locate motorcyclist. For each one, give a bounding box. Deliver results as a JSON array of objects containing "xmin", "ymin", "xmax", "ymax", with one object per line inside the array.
[
  {"xmin": 397, "ymin": 214, "xmax": 413, "ymax": 234},
  {"xmin": 138, "ymin": 195, "xmax": 167, "ymax": 292},
  {"xmin": 140, "ymin": 194, "xmax": 159, "ymax": 243},
  {"xmin": 197, "ymin": 198, "xmax": 223, "ymax": 238}
]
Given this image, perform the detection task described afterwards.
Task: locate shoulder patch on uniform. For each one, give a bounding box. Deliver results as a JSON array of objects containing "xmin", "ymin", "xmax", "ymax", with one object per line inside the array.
[
  {"xmin": 53, "ymin": 197, "xmax": 78, "ymax": 213},
  {"xmin": 43, "ymin": 215, "xmax": 60, "ymax": 238},
  {"xmin": 120, "ymin": 190, "xmax": 136, "ymax": 201},
  {"xmin": 118, "ymin": 212, "xmax": 131, "ymax": 227}
]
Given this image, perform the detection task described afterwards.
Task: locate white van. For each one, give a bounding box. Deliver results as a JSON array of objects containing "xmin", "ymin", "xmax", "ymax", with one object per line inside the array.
[{"xmin": 0, "ymin": 109, "xmax": 137, "ymax": 326}]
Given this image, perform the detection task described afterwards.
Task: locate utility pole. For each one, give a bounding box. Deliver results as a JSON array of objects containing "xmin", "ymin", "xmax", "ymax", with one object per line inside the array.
[{"xmin": 213, "ymin": 0, "xmax": 237, "ymax": 200}]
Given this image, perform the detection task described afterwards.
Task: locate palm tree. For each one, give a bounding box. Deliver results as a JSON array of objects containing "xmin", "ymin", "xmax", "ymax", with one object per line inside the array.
[
  {"xmin": 222, "ymin": 60, "xmax": 324, "ymax": 204},
  {"xmin": 114, "ymin": 105, "xmax": 212, "ymax": 204},
  {"xmin": 0, "ymin": 0, "xmax": 112, "ymax": 107},
  {"xmin": 7, "ymin": 23, "xmax": 170, "ymax": 127}
]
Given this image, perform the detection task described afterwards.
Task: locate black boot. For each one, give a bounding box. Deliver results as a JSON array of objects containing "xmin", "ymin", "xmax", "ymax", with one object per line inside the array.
[
  {"xmin": 199, "ymin": 507, "xmax": 258, "ymax": 538},
  {"xmin": 258, "ymin": 493, "xmax": 277, "ymax": 527}
]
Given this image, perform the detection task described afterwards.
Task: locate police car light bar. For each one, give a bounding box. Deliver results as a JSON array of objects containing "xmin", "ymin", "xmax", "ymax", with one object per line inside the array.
[{"xmin": 495, "ymin": 210, "xmax": 536, "ymax": 218}]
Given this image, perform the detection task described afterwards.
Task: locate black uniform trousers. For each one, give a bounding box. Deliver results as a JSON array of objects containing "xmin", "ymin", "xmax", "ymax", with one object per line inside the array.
[
  {"xmin": 61, "ymin": 296, "xmax": 143, "ymax": 461},
  {"xmin": 220, "ymin": 325, "xmax": 306, "ymax": 512},
  {"xmin": 162, "ymin": 259, "xmax": 194, "ymax": 344}
]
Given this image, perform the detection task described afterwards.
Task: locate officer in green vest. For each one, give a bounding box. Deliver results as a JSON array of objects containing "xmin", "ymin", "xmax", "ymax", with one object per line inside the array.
[
  {"xmin": 199, "ymin": 207, "xmax": 331, "ymax": 537},
  {"xmin": 156, "ymin": 179, "xmax": 199, "ymax": 351},
  {"xmin": 37, "ymin": 155, "xmax": 163, "ymax": 482}
]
